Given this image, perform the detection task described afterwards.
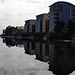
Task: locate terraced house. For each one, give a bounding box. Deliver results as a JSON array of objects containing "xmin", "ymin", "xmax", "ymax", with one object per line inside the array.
[
  {"xmin": 36, "ymin": 14, "xmax": 49, "ymax": 33},
  {"xmin": 24, "ymin": 20, "xmax": 36, "ymax": 33},
  {"xmin": 49, "ymin": 1, "xmax": 75, "ymax": 32}
]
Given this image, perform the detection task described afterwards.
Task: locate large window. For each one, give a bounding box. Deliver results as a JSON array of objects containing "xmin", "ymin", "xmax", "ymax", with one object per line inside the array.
[
  {"xmin": 32, "ymin": 25, "xmax": 35, "ymax": 33},
  {"xmin": 45, "ymin": 20, "xmax": 49, "ymax": 32},
  {"xmin": 27, "ymin": 25, "xmax": 29, "ymax": 32},
  {"xmin": 40, "ymin": 20, "xmax": 42, "ymax": 32}
]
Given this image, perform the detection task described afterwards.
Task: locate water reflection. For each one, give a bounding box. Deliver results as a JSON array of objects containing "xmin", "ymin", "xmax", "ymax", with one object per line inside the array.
[
  {"xmin": 48, "ymin": 42, "xmax": 75, "ymax": 75},
  {"xmin": 2, "ymin": 38, "xmax": 75, "ymax": 75},
  {"xmin": 3, "ymin": 38, "xmax": 24, "ymax": 47}
]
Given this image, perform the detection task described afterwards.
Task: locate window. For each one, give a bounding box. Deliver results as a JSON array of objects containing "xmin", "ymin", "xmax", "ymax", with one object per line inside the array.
[{"xmin": 45, "ymin": 20, "xmax": 49, "ymax": 32}]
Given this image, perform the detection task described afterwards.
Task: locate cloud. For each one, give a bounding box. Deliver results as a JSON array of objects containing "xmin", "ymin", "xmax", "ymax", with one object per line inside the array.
[
  {"xmin": 0, "ymin": 0, "xmax": 7, "ymax": 2},
  {"xmin": 23, "ymin": 0, "xmax": 40, "ymax": 4},
  {"xmin": 0, "ymin": 0, "xmax": 49, "ymax": 26}
]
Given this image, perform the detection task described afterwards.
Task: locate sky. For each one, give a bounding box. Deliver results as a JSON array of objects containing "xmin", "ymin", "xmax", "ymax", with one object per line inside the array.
[{"xmin": 0, "ymin": 0, "xmax": 75, "ymax": 34}]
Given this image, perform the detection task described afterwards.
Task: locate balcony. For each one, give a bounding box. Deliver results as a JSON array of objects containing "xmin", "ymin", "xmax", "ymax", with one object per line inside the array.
[
  {"xmin": 53, "ymin": 9, "xmax": 62, "ymax": 11},
  {"xmin": 72, "ymin": 14, "xmax": 75, "ymax": 16},
  {"xmin": 53, "ymin": 13, "xmax": 60, "ymax": 15},
  {"xmin": 54, "ymin": 17, "xmax": 60, "ymax": 20},
  {"xmin": 72, "ymin": 10, "xmax": 75, "ymax": 13},
  {"xmin": 72, "ymin": 18, "xmax": 75, "ymax": 20}
]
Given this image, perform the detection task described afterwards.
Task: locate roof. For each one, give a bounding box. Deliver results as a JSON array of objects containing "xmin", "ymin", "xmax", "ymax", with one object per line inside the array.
[
  {"xmin": 49, "ymin": 1, "xmax": 75, "ymax": 7},
  {"xmin": 36, "ymin": 13, "xmax": 48, "ymax": 17},
  {"xmin": 25, "ymin": 19, "xmax": 36, "ymax": 22}
]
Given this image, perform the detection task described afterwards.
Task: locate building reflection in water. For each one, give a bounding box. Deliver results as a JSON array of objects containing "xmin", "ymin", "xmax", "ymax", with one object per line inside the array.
[
  {"xmin": 48, "ymin": 42, "xmax": 75, "ymax": 75},
  {"xmin": 35, "ymin": 42, "xmax": 49, "ymax": 62},
  {"xmin": 24, "ymin": 41, "xmax": 35, "ymax": 55},
  {"xmin": 3, "ymin": 38, "xmax": 24, "ymax": 48},
  {"xmin": 2, "ymin": 38, "xmax": 75, "ymax": 75}
]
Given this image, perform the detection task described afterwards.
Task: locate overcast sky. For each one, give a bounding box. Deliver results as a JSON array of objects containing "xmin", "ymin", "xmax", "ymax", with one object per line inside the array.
[{"xmin": 0, "ymin": 0, "xmax": 75, "ymax": 34}]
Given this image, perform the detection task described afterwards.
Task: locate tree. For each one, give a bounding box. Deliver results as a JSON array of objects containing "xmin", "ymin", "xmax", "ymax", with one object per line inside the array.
[
  {"xmin": 54, "ymin": 21, "xmax": 65, "ymax": 39},
  {"xmin": 62, "ymin": 19, "xmax": 75, "ymax": 39},
  {"xmin": 54, "ymin": 21, "xmax": 65, "ymax": 33}
]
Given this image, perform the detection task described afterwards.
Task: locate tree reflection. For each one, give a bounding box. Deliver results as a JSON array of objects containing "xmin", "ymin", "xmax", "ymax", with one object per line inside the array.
[{"xmin": 48, "ymin": 42, "xmax": 75, "ymax": 75}]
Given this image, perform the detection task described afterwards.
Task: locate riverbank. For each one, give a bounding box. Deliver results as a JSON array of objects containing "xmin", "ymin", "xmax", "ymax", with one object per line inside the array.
[
  {"xmin": 52, "ymin": 39, "xmax": 75, "ymax": 43},
  {"xmin": 1, "ymin": 35, "xmax": 75, "ymax": 43},
  {"xmin": 0, "ymin": 36, "xmax": 23, "ymax": 39}
]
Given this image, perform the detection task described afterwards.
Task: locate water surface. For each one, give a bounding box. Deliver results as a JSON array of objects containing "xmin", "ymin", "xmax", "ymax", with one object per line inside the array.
[{"xmin": 0, "ymin": 38, "xmax": 75, "ymax": 75}]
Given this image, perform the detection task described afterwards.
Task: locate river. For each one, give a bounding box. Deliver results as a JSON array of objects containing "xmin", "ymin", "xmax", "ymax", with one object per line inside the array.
[{"xmin": 0, "ymin": 38, "xmax": 75, "ymax": 75}]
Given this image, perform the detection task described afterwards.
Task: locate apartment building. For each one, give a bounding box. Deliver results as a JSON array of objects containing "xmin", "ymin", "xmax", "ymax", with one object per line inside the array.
[
  {"xmin": 49, "ymin": 1, "xmax": 75, "ymax": 32},
  {"xmin": 24, "ymin": 20, "xmax": 36, "ymax": 33},
  {"xmin": 36, "ymin": 14, "xmax": 49, "ymax": 33}
]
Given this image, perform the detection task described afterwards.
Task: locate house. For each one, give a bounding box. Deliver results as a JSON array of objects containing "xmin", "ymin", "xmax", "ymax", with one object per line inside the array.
[
  {"xmin": 4, "ymin": 25, "xmax": 16, "ymax": 35},
  {"xmin": 2, "ymin": 26, "xmax": 24, "ymax": 36},
  {"xmin": 24, "ymin": 20, "xmax": 36, "ymax": 33},
  {"xmin": 36, "ymin": 14, "xmax": 49, "ymax": 33},
  {"xmin": 49, "ymin": 1, "xmax": 75, "ymax": 32},
  {"xmin": 15, "ymin": 26, "xmax": 24, "ymax": 35}
]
